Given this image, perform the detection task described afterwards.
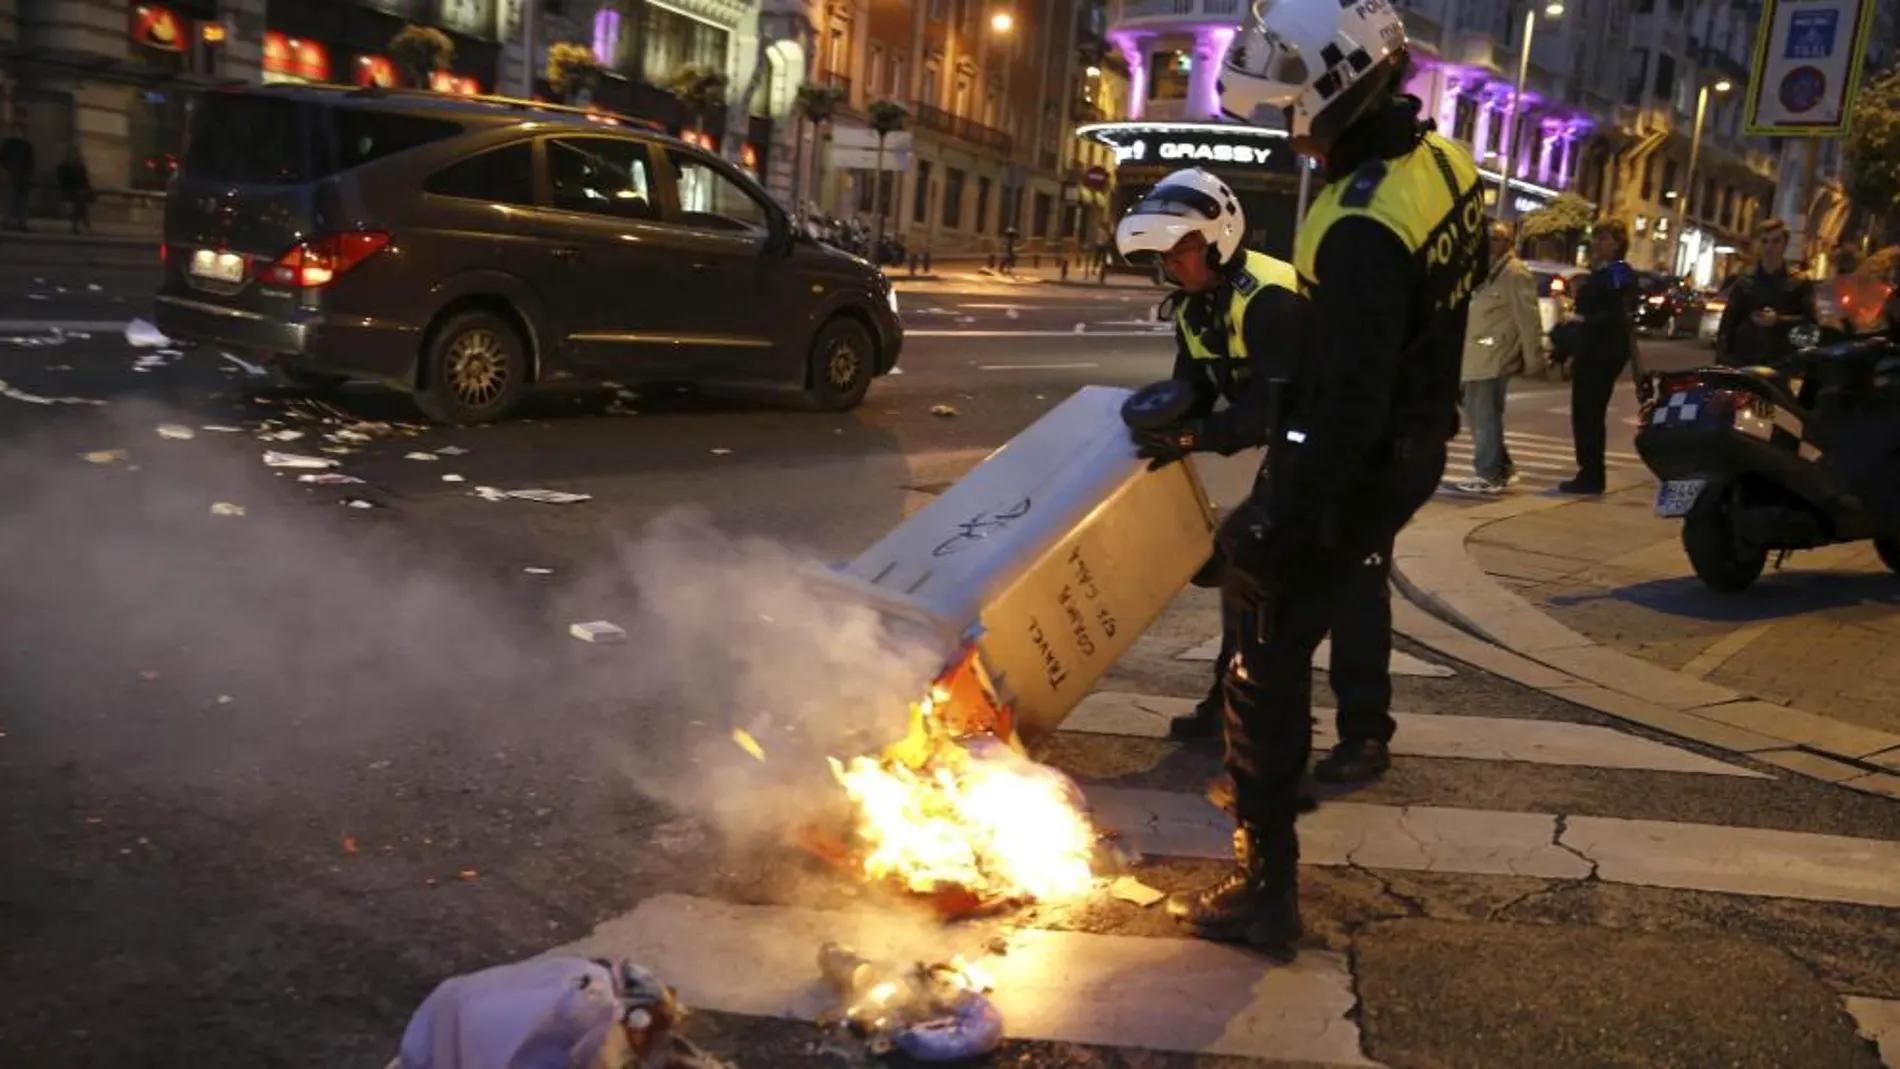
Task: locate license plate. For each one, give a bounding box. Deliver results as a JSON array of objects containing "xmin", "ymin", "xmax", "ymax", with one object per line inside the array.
[
  {"xmin": 189, "ymin": 249, "xmax": 246, "ymax": 283},
  {"xmin": 1655, "ymin": 479, "xmax": 1707, "ymax": 518}
]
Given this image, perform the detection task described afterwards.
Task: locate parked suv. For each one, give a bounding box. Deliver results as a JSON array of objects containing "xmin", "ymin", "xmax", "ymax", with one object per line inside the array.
[{"xmin": 156, "ymin": 85, "xmax": 903, "ymax": 423}]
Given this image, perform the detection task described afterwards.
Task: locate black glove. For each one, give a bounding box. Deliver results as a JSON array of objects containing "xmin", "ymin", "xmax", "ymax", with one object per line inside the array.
[{"xmin": 1131, "ymin": 421, "xmax": 1201, "ymax": 471}]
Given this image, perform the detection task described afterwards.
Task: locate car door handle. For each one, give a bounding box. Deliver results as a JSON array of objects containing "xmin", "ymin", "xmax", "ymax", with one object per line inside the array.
[{"xmin": 690, "ymin": 262, "xmax": 712, "ymax": 273}]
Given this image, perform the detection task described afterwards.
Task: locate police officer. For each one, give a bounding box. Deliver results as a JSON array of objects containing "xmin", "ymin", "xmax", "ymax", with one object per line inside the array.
[
  {"xmin": 1156, "ymin": 0, "xmax": 1488, "ymax": 953},
  {"xmin": 1121, "ymin": 173, "xmax": 1393, "ymax": 780}
]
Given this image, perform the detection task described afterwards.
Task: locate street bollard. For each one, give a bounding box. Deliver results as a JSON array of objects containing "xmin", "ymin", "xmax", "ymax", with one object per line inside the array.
[
  {"xmin": 987, "ymin": 253, "xmax": 997, "ymax": 271},
  {"xmin": 923, "ymin": 250, "xmax": 933, "ymax": 273},
  {"xmin": 908, "ymin": 254, "xmax": 919, "ymax": 277},
  {"xmin": 1060, "ymin": 257, "xmax": 1069, "ymax": 281},
  {"xmin": 1033, "ymin": 253, "xmax": 1043, "ymax": 269}
]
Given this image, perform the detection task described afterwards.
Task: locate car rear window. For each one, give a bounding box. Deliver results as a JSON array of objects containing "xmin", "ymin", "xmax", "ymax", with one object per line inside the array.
[{"xmin": 182, "ymin": 94, "xmax": 461, "ymax": 185}]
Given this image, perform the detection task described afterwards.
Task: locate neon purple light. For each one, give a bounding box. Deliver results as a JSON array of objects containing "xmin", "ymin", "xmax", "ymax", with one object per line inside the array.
[
  {"xmin": 1196, "ymin": 26, "xmax": 1235, "ymax": 119},
  {"xmin": 593, "ymin": 8, "xmax": 621, "ymax": 65},
  {"xmin": 1107, "ymin": 30, "xmax": 1147, "ymax": 121}
]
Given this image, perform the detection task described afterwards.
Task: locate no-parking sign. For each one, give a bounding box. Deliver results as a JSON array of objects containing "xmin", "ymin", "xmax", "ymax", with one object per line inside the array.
[{"xmin": 1745, "ymin": 0, "xmax": 1875, "ymax": 135}]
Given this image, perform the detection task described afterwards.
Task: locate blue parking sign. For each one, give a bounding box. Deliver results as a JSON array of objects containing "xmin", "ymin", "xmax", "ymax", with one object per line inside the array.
[{"xmin": 1787, "ymin": 9, "xmax": 1840, "ymax": 59}]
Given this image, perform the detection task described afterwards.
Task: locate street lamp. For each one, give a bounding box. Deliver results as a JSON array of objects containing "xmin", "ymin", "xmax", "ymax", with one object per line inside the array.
[
  {"xmin": 1497, "ymin": 0, "xmax": 1565, "ymax": 222},
  {"xmin": 1670, "ymin": 77, "xmax": 1733, "ymax": 277},
  {"xmin": 991, "ymin": 9, "xmax": 1019, "ymax": 229},
  {"xmin": 991, "ymin": 11, "xmax": 1014, "ymax": 32}
]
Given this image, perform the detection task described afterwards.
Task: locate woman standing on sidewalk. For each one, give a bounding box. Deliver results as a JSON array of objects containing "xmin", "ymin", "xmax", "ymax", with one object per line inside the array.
[
  {"xmin": 1452, "ymin": 222, "xmax": 1546, "ymax": 495},
  {"xmin": 1559, "ymin": 220, "xmax": 1642, "ymax": 495}
]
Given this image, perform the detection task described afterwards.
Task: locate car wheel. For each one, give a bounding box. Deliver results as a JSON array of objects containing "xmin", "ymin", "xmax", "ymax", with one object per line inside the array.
[
  {"xmin": 1682, "ymin": 509, "xmax": 1767, "ymax": 593},
  {"xmin": 271, "ymin": 365, "xmax": 349, "ymax": 394},
  {"xmin": 1875, "ymin": 535, "xmax": 1900, "ymax": 574},
  {"xmin": 414, "ymin": 310, "xmax": 527, "ymax": 425},
  {"xmin": 803, "ymin": 316, "xmax": 875, "ymax": 411}
]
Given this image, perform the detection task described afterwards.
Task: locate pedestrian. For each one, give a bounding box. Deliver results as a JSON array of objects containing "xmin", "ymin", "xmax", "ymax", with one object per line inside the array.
[
  {"xmin": 0, "ymin": 122, "xmax": 34, "ymax": 232},
  {"xmin": 1715, "ymin": 220, "xmax": 1815, "ymax": 366},
  {"xmin": 1451, "ymin": 221, "xmax": 1545, "ymax": 495},
  {"xmin": 1558, "ymin": 219, "xmax": 1642, "ymax": 495},
  {"xmin": 1164, "ymin": 1, "xmax": 1486, "ymax": 953},
  {"xmin": 56, "ymin": 146, "xmax": 91, "ymax": 235},
  {"xmin": 1001, "ymin": 225, "xmax": 1020, "ymax": 274}
]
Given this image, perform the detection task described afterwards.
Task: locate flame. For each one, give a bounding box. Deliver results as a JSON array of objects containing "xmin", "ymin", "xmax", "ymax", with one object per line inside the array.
[{"xmin": 826, "ymin": 683, "xmax": 1096, "ymax": 905}]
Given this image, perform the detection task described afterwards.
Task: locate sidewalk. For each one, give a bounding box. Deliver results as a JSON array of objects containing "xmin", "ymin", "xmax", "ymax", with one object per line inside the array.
[
  {"xmin": 0, "ymin": 218, "xmax": 159, "ymax": 267},
  {"xmin": 892, "ymin": 258, "xmax": 1166, "ymax": 291}
]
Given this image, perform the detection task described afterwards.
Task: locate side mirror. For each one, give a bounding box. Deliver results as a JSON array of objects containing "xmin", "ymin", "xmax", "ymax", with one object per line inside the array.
[{"xmin": 764, "ymin": 209, "xmax": 795, "ymax": 256}]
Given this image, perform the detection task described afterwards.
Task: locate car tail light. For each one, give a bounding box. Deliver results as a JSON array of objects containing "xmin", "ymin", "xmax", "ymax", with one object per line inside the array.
[
  {"xmin": 261, "ymin": 231, "xmax": 391, "ymax": 288},
  {"xmin": 1550, "ymin": 277, "xmax": 1566, "ymax": 295},
  {"xmin": 1647, "ymin": 295, "xmax": 1666, "ymax": 306}
]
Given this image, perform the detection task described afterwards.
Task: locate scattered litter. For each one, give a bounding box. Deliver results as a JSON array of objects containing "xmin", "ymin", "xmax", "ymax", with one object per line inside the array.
[
  {"xmin": 330, "ymin": 429, "xmax": 372, "ymax": 443},
  {"xmin": 209, "ymin": 502, "xmax": 247, "ymax": 517},
  {"xmin": 817, "ymin": 943, "xmax": 1003, "ymax": 1062},
  {"xmin": 217, "ymin": 695, "xmax": 234, "ymax": 704},
  {"xmin": 133, "ymin": 354, "xmax": 169, "ymax": 370},
  {"xmin": 297, "ymin": 472, "xmax": 364, "ymax": 485},
  {"xmin": 435, "ymin": 445, "xmax": 468, "ymax": 456},
  {"xmin": 569, "ymin": 620, "xmax": 626, "ymax": 643},
  {"xmin": 1108, "ymin": 875, "xmax": 1167, "ymax": 908},
  {"xmin": 87, "ymin": 283, "xmax": 102, "ymax": 292},
  {"xmin": 731, "ymin": 729, "xmax": 767, "ymax": 763},
  {"xmin": 1005, "ymin": 308, "xmax": 1020, "ymax": 320},
  {"xmin": 258, "ymin": 429, "xmax": 305, "ymax": 442},
  {"xmin": 889, "ymin": 366, "xmax": 904, "ymax": 375},
  {"xmin": 84, "ymin": 816, "xmax": 103, "ymax": 826},
  {"xmin": 200, "ymin": 425, "xmax": 244, "ymax": 433},
  {"xmin": 441, "ymin": 473, "xmax": 465, "ymax": 483},
  {"xmin": 505, "ymin": 489, "xmax": 591, "ymax": 504},
  {"xmin": 710, "ymin": 448, "xmax": 733, "ymax": 456},
  {"xmin": 221, "ymin": 351, "xmax": 268, "ymax": 376},
  {"xmin": 124, "ymin": 319, "xmax": 172, "ymax": 348},
  {"xmin": 1072, "ymin": 323, "xmax": 1086, "ymax": 334},
  {"xmin": 955, "ymin": 315, "xmax": 977, "ymax": 324},
  {"xmin": 523, "ymin": 567, "xmax": 553, "ymax": 575},
  {"xmin": 405, "ymin": 451, "xmax": 438, "ymax": 461},
  {"xmin": 458, "ymin": 868, "xmax": 479, "ymax": 882},
  {"xmin": 80, "ymin": 449, "xmax": 130, "ymax": 465},
  {"xmin": 46, "ymin": 364, "xmax": 73, "ymax": 370},
  {"xmin": 930, "ymin": 404, "xmax": 959, "ymax": 418},
  {"xmin": 472, "ymin": 486, "xmax": 509, "ymax": 502},
  {"xmin": 26, "ymin": 293, "xmax": 48, "ymax": 301},
  {"xmin": 138, "ymin": 670, "xmax": 161, "ymax": 681},
  {"xmin": 368, "ymin": 759, "xmax": 392, "ymax": 771},
  {"xmin": 342, "ymin": 498, "xmax": 379, "ymax": 509},
  {"xmin": 156, "ymin": 424, "xmax": 196, "ymax": 440},
  {"xmin": 1, "ymin": 380, "xmax": 105, "ymax": 406},
  {"xmin": 262, "ymin": 451, "xmax": 338, "ymax": 469},
  {"xmin": 341, "ymin": 835, "xmax": 359, "ymax": 857}
]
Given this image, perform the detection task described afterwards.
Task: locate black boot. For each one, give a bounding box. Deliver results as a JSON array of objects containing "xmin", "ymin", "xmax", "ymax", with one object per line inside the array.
[
  {"xmin": 1168, "ymin": 690, "xmax": 1225, "ymax": 741},
  {"xmin": 1168, "ymin": 824, "xmax": 1302, "ymax": 952},
  {"xmin": 1313, "ymin": 738, "xmax": 1391, "ymax": 784}
]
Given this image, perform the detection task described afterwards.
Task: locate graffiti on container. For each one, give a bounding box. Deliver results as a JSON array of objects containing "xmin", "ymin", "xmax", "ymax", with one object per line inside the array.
[
  {"xmin": 1027, "ymin": 616, "xmax": 1069, "ymax": 691},
  {"xmin": 1056, "ymin": 585, "xmax": 1097, "ymax": 658},
  {"xmin": 932, "ymin": 497, "xmax": 1033, "ymax": 557}
]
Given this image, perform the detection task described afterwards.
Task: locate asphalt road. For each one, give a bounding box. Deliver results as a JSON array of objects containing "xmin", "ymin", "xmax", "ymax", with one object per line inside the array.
[{"xmin": 1, "ymin": 274, "xmax": 1892, "ymax": 1069}]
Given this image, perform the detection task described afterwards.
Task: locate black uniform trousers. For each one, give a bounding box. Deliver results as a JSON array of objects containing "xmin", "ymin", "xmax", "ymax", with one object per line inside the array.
[
  {"xmin": 1220, "ymin": 442, "xmax": 1447, "ymax": 833},
  {"xmin": 1210, "ymin": 537, "xmax": 1395, "ymax": 744},
  {"xmin": 1569, "ymin": 352, "xmax": 1628, "ymax": 483}
]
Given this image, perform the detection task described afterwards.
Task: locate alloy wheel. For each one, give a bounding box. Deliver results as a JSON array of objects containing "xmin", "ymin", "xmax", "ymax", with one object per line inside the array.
[
  {"xmin": 446, "ymin": 328, "xmax": 508, "ymax": 408},
  {"xmin": 825, "ymin": 338, "xmax": 861, "ymax": 392}
]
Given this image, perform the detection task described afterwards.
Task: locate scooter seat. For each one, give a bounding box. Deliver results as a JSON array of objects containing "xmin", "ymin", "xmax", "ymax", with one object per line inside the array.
[{"xmin": 1738, "ymin": 365, "xmax": 1789, "ymax": 391}]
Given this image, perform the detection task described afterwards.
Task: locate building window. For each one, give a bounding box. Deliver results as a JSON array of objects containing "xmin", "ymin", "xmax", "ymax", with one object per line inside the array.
[
  {"xmin": 1661, "ymin": 158, "xmax": 1678, "ymax": 203},
  {"xmin": 1148, "ymin": 50, "xmax": 1190, "ymax": 100},
  {"xmin": 868, "ymin": 46, "xmax": 883, "ymax": 98},
  {"xmin": 1641, "ymin": 154, "xmax": 1656, "ymax": 200},
  {"xmin": 976, "ymin": 175, "xmax": 992, "ymax": 233},
  {"xmin": 643, "ymin": 5, "xmax": 729, "ymax": 87},
  {"xmin": 890, "ymin": 55, "xmax": 907, "ymax": 97},
  {"xmin": 914, "ymin": 159, "xmax": 932, "ymax": 223},
  {"xmin": 1653, "ymin": 53, "xmax": 1676, "ymax": 102},
  {"xmin": 1454, "ymin": 96, "xmax": 1477, "ymax": 142},
  {"xmin": 923, "ymin": 63, "xmax": 941, "ymax": 107},
  {"xmin": 1033, "ymin": 191, "xmax": 1054, "ymax": 237},
  {"xmin": 943, "ymin": 166, "xmax": 966, "ymax": 228},
  {"xmin": 1626, "ymin": 49, "xmax": 1649, "ymax": 105}
]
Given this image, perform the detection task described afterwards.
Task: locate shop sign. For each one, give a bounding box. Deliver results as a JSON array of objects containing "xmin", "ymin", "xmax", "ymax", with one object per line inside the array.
[
  {"xmin": 430, "ymin": 70, "xmax": 483, "ymax": 96},
  {"xmin": 354, "ymin": 54, "xmax": 400, "ymax": 89},
  {"xmin": 1513, "ymin": 195, "xmax": 1545, "ymax": 214},
  {"xmin": 263, "ymin": 31, "xmax": 333, "ymax": 83},
  {"xmin": 1099, "ymin": 130, "xmax": 1288, "ymax": 171},
  {"xmin": 496, "ymin": 0, "xmax": 529, "ymax": 42},
  {"xmin": 1084, "ymin": 164, "xmax": 1110, "ymax": 191},
  {"xmin": 437, "ymin": 0, "xmax": 497, "ymax": 38},
  {"xmin": 131, "ymin": 4, "xmax": 188, "ymax": 52}
]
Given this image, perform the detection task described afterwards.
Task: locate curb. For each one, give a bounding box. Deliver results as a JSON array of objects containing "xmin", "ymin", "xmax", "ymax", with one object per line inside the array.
[{"xmin": 1390, "ymin": 488, "xmax": 1900, "ymax": 801}]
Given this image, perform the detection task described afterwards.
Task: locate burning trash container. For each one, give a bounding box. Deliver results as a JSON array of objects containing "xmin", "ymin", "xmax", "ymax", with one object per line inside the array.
[{"xmin": 817, "ymin": 385, "xmax": 1218, "ymax": 739}]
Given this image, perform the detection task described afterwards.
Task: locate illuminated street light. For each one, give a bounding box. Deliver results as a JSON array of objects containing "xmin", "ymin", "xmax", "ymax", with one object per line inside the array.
[
  {"xmin": 1497, "ymin": 0, "xmax": 1567, "ymax": 221},
  {"xmin": 1672, "ymin": 77, "xmax": 1734, "ymax": 276},
  {"xmin": 991, "ymin": 11, "xmax": 1014, "ymax": 32},
  {"xmin": 1085, "ymin": 65, "xmax": 1101, "ymax": 77},
  {"xmin": 1544, "ymin": 2, "xmax": 1564, "ymax": 15}
]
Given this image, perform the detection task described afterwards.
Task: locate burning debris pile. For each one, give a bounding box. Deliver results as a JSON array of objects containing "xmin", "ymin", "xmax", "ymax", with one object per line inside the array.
[
  {"xmin": 803, "ymin": 649, "xmax": 1101, "ymax": 918},
  {"xmin": 816, "ymin": 943, "xmax": 1003, "ymax": 1063}
]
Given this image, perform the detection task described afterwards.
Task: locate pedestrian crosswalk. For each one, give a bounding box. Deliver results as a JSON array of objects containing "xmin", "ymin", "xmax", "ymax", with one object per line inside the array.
[
  {"xmin": 536, "ymin": 621, "xmax": 1900, "ymax": 1066},
  {"xmin": 1439, "ymin": 428, "xmax": 1645, "ymax": 495}
]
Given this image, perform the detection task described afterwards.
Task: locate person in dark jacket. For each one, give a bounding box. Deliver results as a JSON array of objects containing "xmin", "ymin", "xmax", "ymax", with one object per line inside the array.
[
  {"xmin": 0, "ymin": 123, "xmax": 34, "ymax": 231},
  {"xmin": 1162, "ymin": 0, "xmax": 1486, "ymax": 953},
  {"xmin": 1558, "ymin": 220, "xmax": 1641, "ymax": 495},
  {"xmin": 56, "ymin": 147, "xmax": 91, "ymax": 235},
  {"xmin": 1715, "ymin": 219, "xmax": 1815, "ymax": 365}
]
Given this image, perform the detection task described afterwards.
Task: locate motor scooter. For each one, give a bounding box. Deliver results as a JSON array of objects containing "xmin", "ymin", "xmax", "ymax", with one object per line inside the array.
[{"xmin": 1633, "ymin": 275, "xmax": 1900, "ymax": 592}]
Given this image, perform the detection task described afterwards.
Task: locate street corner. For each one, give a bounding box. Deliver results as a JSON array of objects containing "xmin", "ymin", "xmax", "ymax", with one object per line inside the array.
[
  {"xmin": 1351, "ymin": 918, "xmax": 1885, "ymax": 1069},
  {"xmin": 1464, "ymin": 484, "xmax": 1900, "ymax": 740}
]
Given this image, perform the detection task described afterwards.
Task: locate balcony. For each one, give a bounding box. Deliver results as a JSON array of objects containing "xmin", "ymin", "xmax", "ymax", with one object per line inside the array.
[
  {"xmin": 914, "ymin": 103, "xmax": 1013, "ymax": 153},
  {"xmin": 1108, "ymin": 0, "xmax": 1246, "ymax": 31}
]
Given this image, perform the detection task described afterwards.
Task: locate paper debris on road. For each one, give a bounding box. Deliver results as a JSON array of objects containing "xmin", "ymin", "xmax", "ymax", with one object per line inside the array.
[
  {"xmin": 436, "ymin": 445, "xmax": 469, "ymax": 456},
  {"xmin": 731, "ymin": 728, "xmax": 767, "ymax": 762},
  {"xmin": 506, "ymin": 489, "xmax": 591, "ymax": 504},
  {"xmin": 1108, "ymin": 875, "xmax": 1167, "ymax": 907},
  {"xmin": 1073, "ymin": 323, "xmax": 1086, "ymax": 334},
  {"xmin": 87, "ymin": 283, "xmax": 103, "ymax": 292},
  {"xmin": 931, "ymin": 404, "xmax": 959, "ymax": 417},
  {"xmin": 569, "ymin": 620, "xmax": 626, "ymax": 643},
  {"xmin": 343, "ymin": 498, "xmax": 379, "ymax": 509},
  {"xmin": 441, "ymin": 473, "xmax": 465, "ymax": 483},
  {"xmin": 523, "ymin": 567, "xmax": 553, "ymax": 575},
  {"xmin": 133, "ymin": 354, "xmax": 169, "ymax": 369},
  {"xmin": 80, "ymin": 449, "xmax": 130, "ymax": 465},
  {"xmin": 263, "ymin": 451, "xmax": 338, "ymax": 469},
  {"xmin": 209, "ymin": 502, "xmax": 247, "ymax": 517},
  {"xmin": 297, "ymin": 472, "xmax": 365, "ymax": 485},
  {"xmin": 710, "ymin": 447, "xmax": 733, "ymax": 456},
  {"xmin": 472, "ymin": 486, "xmax": 509, "ymax": 502},
  {"xmin": 156, "ymin": 424, "xmax": 196, "ymax": 440},
  {"xmin": 258, "ymin": 429, "xmax": 305, "ymax": 442},
  {"xmin": 0, "ymin": 380, "xmax": 104, "ymax": 406},
  {"xmin": 201, "ymin": 425, "xmax": 244, "ymax": 433},
  {"xmin": 405, "ymin": 451, "xmax": 438, "ymax": 461},
  {"xmin": 888, "ymin": 366, "xmax": 904, "ymax": 375},
  {"xmin": 220, "ymin": 351, "xmax": 268, "ymax": 376},
  {"xmin": 124, "ymin": 319, "xmax": 173, "ymax": 348}
]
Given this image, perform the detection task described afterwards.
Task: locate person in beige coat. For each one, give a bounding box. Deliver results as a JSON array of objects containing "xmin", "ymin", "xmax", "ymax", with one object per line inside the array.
[{"xmin": 1451, "ymin": 223, "xmax": 1546, "ymax": 495}]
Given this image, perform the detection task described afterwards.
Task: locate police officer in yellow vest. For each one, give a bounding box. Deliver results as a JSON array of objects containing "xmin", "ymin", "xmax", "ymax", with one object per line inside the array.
[
  {"xmin": 1149, "ymin": 0, "xmax": 1488, "ymax": 954},
  {"xmin": 1116, "ymin": 169, "xmax": 1406, "ymax": 790}
]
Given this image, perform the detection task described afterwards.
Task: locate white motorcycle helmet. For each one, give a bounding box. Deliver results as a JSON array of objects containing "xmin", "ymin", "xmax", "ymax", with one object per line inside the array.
[
  {"xmin": 1220, "ymin": 0, "xmax": 1409, "ymax": 153},
  {"xmin": 1114, "ymin": 167, "xmax": 1247, "ymax": 273}
]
